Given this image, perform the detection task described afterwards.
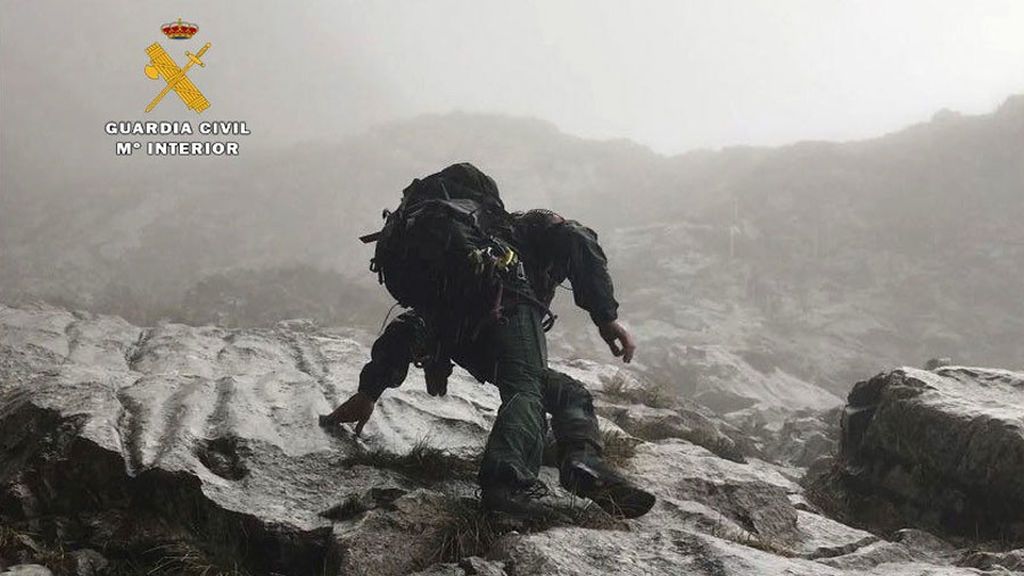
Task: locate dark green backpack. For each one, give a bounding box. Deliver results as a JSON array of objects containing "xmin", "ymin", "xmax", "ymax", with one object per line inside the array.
[{"xmin": 364, "ymin": 163, "xmax": 519, "ymax": 314}]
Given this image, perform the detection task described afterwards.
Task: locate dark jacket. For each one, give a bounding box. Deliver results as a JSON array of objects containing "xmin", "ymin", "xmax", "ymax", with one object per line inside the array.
[{"xmin": 357, "ymin": 210, "xmax": 618, "ymax": 400}]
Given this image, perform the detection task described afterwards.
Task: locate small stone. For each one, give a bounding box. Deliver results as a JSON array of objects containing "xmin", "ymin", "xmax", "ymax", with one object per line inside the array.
[
  {"xmin": 458, "ymin": 556, "xmax": 506, "ymax": 576},
  {"xmin": 71, "ymin": 549, "xmax": 108, "ymax": 576}
]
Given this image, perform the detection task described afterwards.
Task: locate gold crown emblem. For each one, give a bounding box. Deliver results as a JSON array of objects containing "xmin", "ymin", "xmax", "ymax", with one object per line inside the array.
[{"xmin": 161, "ymin": 18, "xmax": 198, "ymax": 40}]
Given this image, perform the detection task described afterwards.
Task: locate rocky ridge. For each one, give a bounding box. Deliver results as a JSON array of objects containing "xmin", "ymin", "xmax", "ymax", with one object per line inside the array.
[
  {"xmin": 811, "ymin": 367, "xmax": 1024, "ymax": 544},
  {"xmin": 9, "ymin": 99, "xmax": 1024, "ymax": 413},
  {"xmin": 1, "ymin": 303, "xmax": 1022, "ymax": 575}
]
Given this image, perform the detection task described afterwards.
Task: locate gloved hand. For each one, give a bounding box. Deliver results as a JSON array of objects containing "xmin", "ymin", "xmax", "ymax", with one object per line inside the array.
[
  {"xmin": 319, "ymin": 392, "xmax": 376, "ymax": 436},
  {"xmin": 598, "ymin": 320, "xmax": 636, "ymax": 364}
]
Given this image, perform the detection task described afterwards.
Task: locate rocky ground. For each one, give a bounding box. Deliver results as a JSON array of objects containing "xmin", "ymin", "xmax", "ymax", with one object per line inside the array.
[
  {"xmin": 1, "ymin": 303, "xmax": 1023, "ymax": 575},
  {"xmin": 809, "ymin": 367, "xmax": 1024, "ymax": 544}
]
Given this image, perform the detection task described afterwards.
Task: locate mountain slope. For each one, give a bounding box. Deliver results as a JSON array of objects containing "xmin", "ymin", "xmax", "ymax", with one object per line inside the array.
[
  {"xmin": 4, "ymin": 303, "xmax": 1019, "ymax": 575},
  {"xmin": 3, "ymin": 97, "xmax": 1024, "ymax": 412}
]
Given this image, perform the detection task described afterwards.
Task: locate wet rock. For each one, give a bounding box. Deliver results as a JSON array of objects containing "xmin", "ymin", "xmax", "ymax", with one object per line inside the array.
[
  {"xmin": 195, "ymin": 436, "xmax": 250, "ymax": 481},
  {"xmin": 816, "ymin": 534, "xmax": 985, "ymax": 574},
  {"xmin": 794, "ymin": 510, "xmax": 878, "ymax": 559},
  {"xmin": 956, "ymin": 548, "xmax": 1024, "ymax": 571},
  {"xmin": 821, "ymin": 367, "xmax": 1024, "ymax": 539},
  {"xmin": 0, "ymin": 566, "xmax": 53, "ymax": 576},
  {"xmin": 69, "ymin": 549, "xmax": 108, "ymax": 576},
  {"xmin": 490, "ymin": 527, "xmax": 710, "ymax": 576},
  {"xmin": 595, "ymin": 401, "xmax": 750, "ymax": 463},
  {"xmin": 631, "ymin": 440, "xmax": 801, "ymax": 548},
  {"xmin": 491, "ymin": 526, "xmax": 962, "ymax": 576},
  {"xmin": 891, "ymin": 529, "xmax": 957, "ymax": 563},
  {"xmin": 491, "ymin": 522, "xmax": 995, "ymax": 575},
  {"xmin": 407, "ymin": 556, "xmax": 512, "ymax": 576},
  {"xmin": 660, "ymin": 344, "xmax": 840, "ymax": 421},
  {"xmin": 1, "ymin": 304, "xmax": 1019, "ymax": 576},
  {"xmin": 760, "ymin": 408, "xmax": 841, "ymax": 469},
  {"xmin": 816, "ymin": 536, "xmax": 984, "ymax": 575},
  {"xmin": 816, "ymin": 540, "xmax": 917, "ymax": 570},
  {"xmin": 554, "ymin": 360, "xmax": 765, "ymax": 459},
  {"xmin": 320, "ymin": 486, "xmax": 409, "ymax": 521},
  {"xmin": 682, "ymin": 477, "xmax": 798, "ymax": 544},
  {"xmin": 0, "ymin": 303, "xmax": 497, "ymax": 575},
  {"xmin": 330, "ymin": 485, "xmax": 608, "ymax": 576},
  {"xmin": 458, "ymin": 556, "xmax": 507, "ymax": 575},
  {"xmin": 408, "ymin": 564, "xmax": 465, "ymax": 576},
  {"xmin": 331, "ymin": 489, "xmax": 458, "ymax": 576},
  {"xmin": 628, "ymin": 439, "xmax": 911, "ymax": 566},
  {"xmin": 634, "ymin": 440, "xmax": 799, "ymax": 495}
]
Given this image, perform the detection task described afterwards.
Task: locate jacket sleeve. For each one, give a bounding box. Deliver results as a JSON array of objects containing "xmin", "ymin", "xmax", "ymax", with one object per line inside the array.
[
  {"xmin": 551, "ymin": 220, "xmax": 620, "ymax": 325},
  {"xmin": 357, "ymin": 311, "xmax": 425, "ymax": 401}
]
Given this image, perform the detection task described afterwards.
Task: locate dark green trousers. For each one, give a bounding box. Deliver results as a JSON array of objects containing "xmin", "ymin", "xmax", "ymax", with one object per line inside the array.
[
  {"xmin": 476, "ymin": 305, "xmax": 602, "ymax": 488},
  {"xmin": 541, "ymin": 368, "xmax": 603, "ymax": 460}
]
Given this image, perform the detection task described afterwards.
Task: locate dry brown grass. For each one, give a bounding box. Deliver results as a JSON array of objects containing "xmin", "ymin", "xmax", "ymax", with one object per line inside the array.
[
  {"xmin": 600, "ymin": 429, "xmax": 640, "ymax": 469},
  {"xmin": 424, "ymin": 492, "xmax": 623, "ymax": 569},
  {"xmin": 342, "ymin": 438, "xmax": 480, "ymax": 484},
  {"xmin": 0, "ymin": 526, "xmax": 75, "ymax": 575},
  {"xmin": 601, "ymin": 373, "xmax": 676, "ymax": 409},
  {"xmin": 144, "ymin": 541, "xmax": 251, "ymax": 576},
  {"xmin": 429, "ymin": 496, "xmax": 502, "ymax": 566},
  {"xmin": 0, "ymin": 520, "xmax": 258, "ymax": 576}
]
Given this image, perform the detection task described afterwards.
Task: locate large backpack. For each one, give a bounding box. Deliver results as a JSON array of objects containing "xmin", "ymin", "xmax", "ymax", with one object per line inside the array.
[{"xmin": 363, "ymin": 163, "xmax": 521, "ymax": 314}]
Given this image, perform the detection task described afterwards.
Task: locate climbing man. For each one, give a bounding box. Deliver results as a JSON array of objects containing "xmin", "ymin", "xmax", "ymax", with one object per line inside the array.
[{"xmin": 320, "ymin": 163, "xmax": 655, "ymax": 519}]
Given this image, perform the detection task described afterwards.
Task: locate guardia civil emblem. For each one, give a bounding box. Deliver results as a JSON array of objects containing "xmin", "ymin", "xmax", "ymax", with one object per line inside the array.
[{"xmin": 143, "ymin": 19, "xmax": 211, "ymax": 113}]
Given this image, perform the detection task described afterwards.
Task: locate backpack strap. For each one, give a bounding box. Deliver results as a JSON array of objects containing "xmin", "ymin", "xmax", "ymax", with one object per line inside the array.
[{"xmin": 501, "ymin": 282, "xmax": 559, "ymax": 332}]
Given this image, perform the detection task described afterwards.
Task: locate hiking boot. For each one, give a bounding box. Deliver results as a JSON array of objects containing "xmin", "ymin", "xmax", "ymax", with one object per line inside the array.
[
  {"xmin": 480, "ymin": 480, "xmax": 557, "ymax": 518},
  {"xmin": 560, "ymin": 452, "xmax": 656, "ymax": 519}
]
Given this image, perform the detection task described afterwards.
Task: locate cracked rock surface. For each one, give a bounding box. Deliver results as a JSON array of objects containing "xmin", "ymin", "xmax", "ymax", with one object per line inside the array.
[
  {"xmin": 814, "ymin": 367, "xmax": 1024, "ymax": 544},
  {"xmin": 1, "ymin": 304, "xmax": 1021, "ymax": 575}
]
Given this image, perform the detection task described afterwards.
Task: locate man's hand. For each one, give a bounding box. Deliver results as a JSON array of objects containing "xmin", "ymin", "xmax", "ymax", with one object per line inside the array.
[
  {"xmin": 319, "ymin": 392, "xmax": 376, "ymax": 435},
  {"xmin": 598, "ymin": 320, "xmax": 636, "ymax": 363}
]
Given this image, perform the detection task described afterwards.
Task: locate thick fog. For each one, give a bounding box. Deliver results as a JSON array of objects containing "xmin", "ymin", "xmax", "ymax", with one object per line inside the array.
[
  {"xmin": 8, "ymin": 4, "xmax": 1024, "ymax": 571},
  {"xmin": 2, "ymin": 0, "xmax": 1023, "ymax": 160},
  {"xmin": 3, "ymin": 1, "xmax": 1024, "ymax": 394}
]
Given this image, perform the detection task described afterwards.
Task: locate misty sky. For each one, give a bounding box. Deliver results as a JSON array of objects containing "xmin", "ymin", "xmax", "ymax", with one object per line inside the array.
[{"xmin": 2, "ymin": 0, "xmax": 1024, "ymax": 157}]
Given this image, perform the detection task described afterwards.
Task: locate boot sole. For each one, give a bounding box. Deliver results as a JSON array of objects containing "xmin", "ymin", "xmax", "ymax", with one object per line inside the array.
[
  {"xmin": 586, "ymin": 483, "xmax": 656, "ymax": 519},
  {"xmin": 481, "ymin": 498, "xmax": 574, "ymax": 524}
]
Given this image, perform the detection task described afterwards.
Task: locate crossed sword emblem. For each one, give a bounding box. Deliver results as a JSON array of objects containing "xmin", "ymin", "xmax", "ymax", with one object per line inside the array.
[{"xmin": 144, "ymin": 42, "xmax": 212, "ymax": 113}]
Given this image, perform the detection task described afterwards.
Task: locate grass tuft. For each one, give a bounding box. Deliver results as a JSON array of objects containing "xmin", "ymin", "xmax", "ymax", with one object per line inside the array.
[
  {"xmin": 0, "ymin": 526, "xmax": 74, "ymax": 575},
  {"xmin": 430, "ymin": 496, "xmax": 501, "ymax": 565},
  {"xmin": 601, "ymin": 373, "xmax": 676, "ymax": 409},
  {"xmin": 600, "ymin": 429, "xmax": 640, "ymax": 469},
  {"xmin": 424, "ymin": 492, "xmax": 623, "ymax": 569},
  {"xmin": 342, "ymin": 438, "xmax": 480, "ymax": 484},
  {"xmin": 0, "ymin": 523, "xmax": 255, "ymax": 576},
  {"xmin": 0, "ymin": 525, "xmax": 23, "ymax": 561},
  {"xmin": 145, "ymin": 541, "xmax": 251, "ymax": 576}
]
